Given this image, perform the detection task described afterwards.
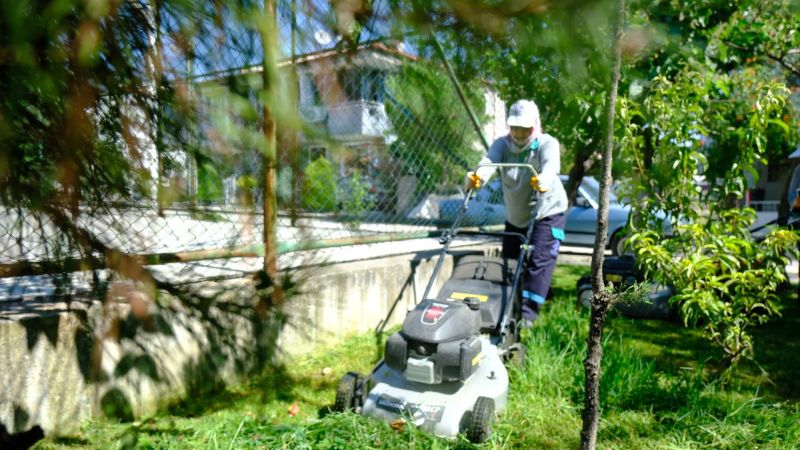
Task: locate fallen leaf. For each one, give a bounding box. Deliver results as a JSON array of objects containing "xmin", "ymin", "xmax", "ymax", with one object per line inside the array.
[
  {"xmin": 390, "ymin": 419, "xmax": 405, "ymax": 433},
  {"xmin": 287, "ymin": 402, "xmax": 299, "ymax": 417}
]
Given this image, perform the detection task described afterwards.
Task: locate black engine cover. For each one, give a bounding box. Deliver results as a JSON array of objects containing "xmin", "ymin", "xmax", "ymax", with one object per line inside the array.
[
  {"xmin": 384, "ymin": 332, "xmax": 482, "ymax": 383},
  {"xmin": 402, "ymin": 299, "xmax": 481, "ymax": 343},
  {"xmin": 384, "ymin": 298, "xmax": 483, "ymax": 383}
]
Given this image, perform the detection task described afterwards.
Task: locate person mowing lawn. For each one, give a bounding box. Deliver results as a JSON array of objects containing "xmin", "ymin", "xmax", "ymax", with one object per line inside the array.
[{"xmin": 465, "ymin": 99, "xmax": 568, "ymax": 325}]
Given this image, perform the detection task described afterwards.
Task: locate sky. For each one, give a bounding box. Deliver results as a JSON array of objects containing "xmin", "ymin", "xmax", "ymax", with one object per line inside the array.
[{"xmin": 160, "ymin": 0, "xmax": 395, "ymax": 80}]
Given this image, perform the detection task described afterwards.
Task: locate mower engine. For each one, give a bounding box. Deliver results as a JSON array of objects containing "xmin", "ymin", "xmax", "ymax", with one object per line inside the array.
[{"xmin": 384, "ymin": 297, "xmax": 483, "ymax": 384}]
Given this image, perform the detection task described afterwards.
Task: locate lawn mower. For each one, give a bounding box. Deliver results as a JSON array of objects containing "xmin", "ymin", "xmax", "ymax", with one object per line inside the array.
[{"xmin": 332, "ymin": 163, "xmax": 539, "ymax": 443}]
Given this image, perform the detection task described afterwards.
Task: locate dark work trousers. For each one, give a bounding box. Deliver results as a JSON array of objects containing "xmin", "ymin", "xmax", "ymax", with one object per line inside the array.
[{"xmin": 502, "ymin": 213, "xmax": 567, "ymax": 304}]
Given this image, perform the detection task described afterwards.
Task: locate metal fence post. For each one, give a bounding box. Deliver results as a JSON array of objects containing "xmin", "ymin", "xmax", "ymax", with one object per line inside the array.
[
  {"xmin": 431, "ymin": 33, "xmax": 490, "ymax": 152},
  {"xmin": 289, "ymin": 0, "xmax": 300, "ymax": 226}
]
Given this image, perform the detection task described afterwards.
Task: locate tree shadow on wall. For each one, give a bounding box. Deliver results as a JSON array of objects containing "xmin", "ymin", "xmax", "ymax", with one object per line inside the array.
[
  {"xmin": 92, "ymin": 264, "xmax": 305, "ymax": 423},
  {"xmin": 7, "ymin": 260, "xmax": 308, "ymax": 432}
]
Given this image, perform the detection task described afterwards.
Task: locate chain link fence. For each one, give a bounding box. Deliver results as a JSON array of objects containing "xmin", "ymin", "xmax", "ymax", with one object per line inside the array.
[{"xmin": 0, "ymin": 0, "xmax": 509, "ymax": 296}]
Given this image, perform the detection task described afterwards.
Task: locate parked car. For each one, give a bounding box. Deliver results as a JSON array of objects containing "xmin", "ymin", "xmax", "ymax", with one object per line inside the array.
[
  {"xmin": 436, "ymin": 176, "xmax": 632, "ymax": 256},
  {"xmin": 561, "ymin": 176, "xmax": 631, "ymax": 256}
]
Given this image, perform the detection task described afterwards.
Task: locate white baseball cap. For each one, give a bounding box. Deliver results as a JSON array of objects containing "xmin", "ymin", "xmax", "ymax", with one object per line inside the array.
[{"xmin": 506, "ymin": 100, "xmax": 540, "ymax": 129}]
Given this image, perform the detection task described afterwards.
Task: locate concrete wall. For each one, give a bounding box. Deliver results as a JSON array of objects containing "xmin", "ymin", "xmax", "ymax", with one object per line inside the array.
[{"xmin": 0, "ymin": 244, "xmax": 494, "ymax": 435}]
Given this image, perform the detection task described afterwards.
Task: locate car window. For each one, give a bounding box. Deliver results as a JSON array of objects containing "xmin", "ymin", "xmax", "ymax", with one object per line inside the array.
[
  {"xmin": 488, "ymin": 182, "xmax": 503, "ymax": 205},
  {"xmin": 560, "ymin": 176, "xmax": 618, "ymax": 204},
  {"xmin": 482, "ymin": 180, "xmax": 504, "ymax": 205}
]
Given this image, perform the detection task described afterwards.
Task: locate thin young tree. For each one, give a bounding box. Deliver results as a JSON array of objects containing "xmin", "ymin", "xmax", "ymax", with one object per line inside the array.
[{"xmin": 580, "ymin": 0, "xmax": 624, "ymax": 447}]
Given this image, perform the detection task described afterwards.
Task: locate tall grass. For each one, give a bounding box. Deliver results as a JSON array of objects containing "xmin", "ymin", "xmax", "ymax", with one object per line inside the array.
[{"xmin": 38, "ymin": 265, "xmax": 800, "ymax": 449}]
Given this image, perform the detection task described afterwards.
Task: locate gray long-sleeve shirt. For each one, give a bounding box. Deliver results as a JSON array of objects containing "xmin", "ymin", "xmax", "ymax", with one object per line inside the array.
[{"xmin": 474, "ymin": 134, "xmax": 568, "ymax": 227}]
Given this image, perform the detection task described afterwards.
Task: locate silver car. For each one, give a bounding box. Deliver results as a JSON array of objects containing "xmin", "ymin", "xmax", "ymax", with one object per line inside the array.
[
  {"xmin": 440, "ymin": 176, "xmax": 631, "ymax": 255},
  {"xmin": 560, "ymin": 176, "xmax": 630, "ymax": 256}
]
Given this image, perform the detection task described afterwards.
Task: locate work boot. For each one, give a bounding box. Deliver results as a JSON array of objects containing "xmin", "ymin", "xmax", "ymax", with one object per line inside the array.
[{"xmin": 521, "ymin": 300, "xmax": 540, "ymax": 328}]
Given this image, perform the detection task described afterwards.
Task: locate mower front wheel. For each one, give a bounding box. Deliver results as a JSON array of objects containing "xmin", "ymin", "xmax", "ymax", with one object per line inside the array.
[
  {"xmin": 334, "ymin": 372, "xmax": 360, "ymax": 412},
  {"xmin": 465, "ymin": 396, "xmax": 495, "ymax": 443}
]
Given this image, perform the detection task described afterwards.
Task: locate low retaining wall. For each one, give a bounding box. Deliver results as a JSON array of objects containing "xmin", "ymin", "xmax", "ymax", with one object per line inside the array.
[{"xmin": 0, "ymin": 243, "xmax": 497, "ymax": 435}]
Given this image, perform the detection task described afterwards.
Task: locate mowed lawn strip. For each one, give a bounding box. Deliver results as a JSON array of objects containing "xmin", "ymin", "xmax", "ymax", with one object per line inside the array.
[{"xmin": 36, "ymin": 265, "xmax": 800, "ymax": 449}]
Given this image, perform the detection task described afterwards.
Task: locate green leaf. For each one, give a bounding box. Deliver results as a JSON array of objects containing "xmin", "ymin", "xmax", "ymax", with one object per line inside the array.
[
  {"xmin": 718, "ymin": 43, "xmax": 729, "ymax": 63},
  {"xmin": 767, "ymin": 118, "xmax": 790, "ymax": 135}
]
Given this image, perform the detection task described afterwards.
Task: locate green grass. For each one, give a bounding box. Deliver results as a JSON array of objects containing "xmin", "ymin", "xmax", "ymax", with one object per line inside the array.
[{"xmin": 36, "ymin": 265, "xmax": 800, "ymax": 449}]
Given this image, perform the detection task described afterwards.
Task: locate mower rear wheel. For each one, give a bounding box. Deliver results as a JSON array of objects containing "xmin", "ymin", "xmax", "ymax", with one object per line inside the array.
[
  {"xmin": 334, "ymin": 372, "xmax": 359, "ymax": 412},
  {"xmin": 466, "ymin": 396, "xmax": 495, "ymax": 443},
  {"xmin": 578, "ymin": 287, "xmax": 593, "ymax": 310}
]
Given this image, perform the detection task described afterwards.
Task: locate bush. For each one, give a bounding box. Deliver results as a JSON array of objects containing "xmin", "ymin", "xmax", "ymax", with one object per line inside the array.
[
  {"xmin": 341, "ymin": 170, "xmax": 375, "ymax": 229},
  {"xmin": 302, "ymin": 157, "xmax": 338, "ymax": 212},
  {"xmin": 197, "ymin": 162, "xmax": 223, "ymax": 204}
]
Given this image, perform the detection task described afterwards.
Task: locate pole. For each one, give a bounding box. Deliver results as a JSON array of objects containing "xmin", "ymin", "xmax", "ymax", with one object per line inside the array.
[
  {"xmin": 153, "ymin": 0, "xmax": 165, "ymax": 215},
  {"xmin": 430, "ymin": 33, "xmax": 490, "ymax": 152},
  {"xmin": 290, "ymin": 0, "xmax": 300, "ymax": 226},
  {"xmin": 261, "ymin": 0, "xmax": 279, "ymax": 280}
]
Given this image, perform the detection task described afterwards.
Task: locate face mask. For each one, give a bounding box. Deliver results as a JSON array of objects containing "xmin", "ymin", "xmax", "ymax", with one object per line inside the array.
[
  {"xmin": 509, "ymin": 135, "xmax": 535, "ymax": 153},
  {"xmin": 509, "ymin": 138, "xmax": 540, "ymax": 157},
  {"xmin": 512, "ymin": 135, "xmax": 533, "ymax": 147}
]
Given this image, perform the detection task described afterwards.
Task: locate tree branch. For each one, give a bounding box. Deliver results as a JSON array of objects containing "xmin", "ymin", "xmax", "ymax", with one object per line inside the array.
[{"xmin": 722, "ymin": 39, "xmax": 800, "ymax": 78}]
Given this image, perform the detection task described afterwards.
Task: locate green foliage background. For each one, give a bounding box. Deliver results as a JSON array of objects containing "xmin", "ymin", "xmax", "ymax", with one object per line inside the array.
[{"xmin": 385, "ymin": 61, "xmax": 486, "ymax": 194}]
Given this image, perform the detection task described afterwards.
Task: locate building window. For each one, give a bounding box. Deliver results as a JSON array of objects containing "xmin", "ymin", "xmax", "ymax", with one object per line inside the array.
[
  {"xmin": 341, "ymin": 69, "xmax": 385, "ymax": 102},
  {"xmin": 300, "ymin": 73, "xmax": 324, "ymax": 108}
]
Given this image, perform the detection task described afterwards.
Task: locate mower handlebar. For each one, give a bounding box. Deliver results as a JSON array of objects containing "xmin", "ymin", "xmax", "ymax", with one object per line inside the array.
[
  {"xmin": 465, "ymin": 162, "xmax": 540, "ymax": 195},
  {"xmin": 474, "ymin": 162, "xmax": 539, "ymax": 178}
]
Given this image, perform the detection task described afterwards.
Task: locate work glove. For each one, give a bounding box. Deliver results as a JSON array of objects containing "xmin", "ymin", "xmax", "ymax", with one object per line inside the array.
[
  {"xmin": 530, "ymin": 175, "xmax": 549, "ymax": 193},
  {"xmin": 465, "ymin": 172, "xmax": 482, "ymax": 191}
]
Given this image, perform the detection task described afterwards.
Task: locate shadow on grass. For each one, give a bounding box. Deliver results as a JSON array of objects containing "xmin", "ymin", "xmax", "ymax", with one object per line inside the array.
[
  {"xmin": 609, "ymin": 315, "xmax": 719, "ymax": 372},
  {"xmin": 117, "ymin": 418, "xmax": 187, "ymax": 438},
  {"xmin": 747, "ymin": 295, "xmax": 800, "ymax": 400},
  {"xmin": 51, "ymin": 436, "xmax": 89, "ymax": 446},
  {"xmin": 602, "ymin": 287, "xmax": 800, "ymax": 416}
]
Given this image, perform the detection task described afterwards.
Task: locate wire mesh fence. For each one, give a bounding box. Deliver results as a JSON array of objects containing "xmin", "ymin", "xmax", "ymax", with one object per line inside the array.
[{"xmin": 0, "ymin": 0, "xmax": 509, "ymax": 292}]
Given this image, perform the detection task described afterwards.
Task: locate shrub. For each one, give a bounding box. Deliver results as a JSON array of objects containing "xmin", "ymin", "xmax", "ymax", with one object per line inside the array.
[
  {"xmin": 302, "ymin": 157, "xmax": 338, "ymax": 212},
  {"xmin": 341, "ymin": 170, "xmax": 375, "ymax": 229}
]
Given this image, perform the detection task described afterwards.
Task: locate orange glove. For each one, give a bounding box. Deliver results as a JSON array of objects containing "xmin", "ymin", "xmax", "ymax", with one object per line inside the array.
[
  {"xmin": 465, "ymin": 172, "xmax": 482, "ymax": 191},
  {"xmin": 530, "ymin": 175, "xmax": 549, "ymax": 192}
]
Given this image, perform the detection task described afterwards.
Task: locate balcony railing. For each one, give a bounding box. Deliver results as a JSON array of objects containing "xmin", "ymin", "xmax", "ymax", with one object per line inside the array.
[{"xmin": 326, "ymin": 100, "xmax": 391, "ymax": 139}]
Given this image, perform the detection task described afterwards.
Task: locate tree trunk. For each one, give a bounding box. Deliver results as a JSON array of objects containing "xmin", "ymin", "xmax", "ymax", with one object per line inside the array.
[
  {"xmin": 261, "ymin": 0, "xmax": 282, "ymax": 304},
  {"xmin": 777, "ymin": 162, "xmax": 796, "ymax": 222},
  {"xmin": 580, "ymin": 0, "xmax": 625, "ymax": 448},
  {"xmin": 580, "ymin": 298, "xmax": 610, "ymax": 449},
  {"xmin": 643, "ymin": 124, "xmax": 654, "ymax": 170},
  {"xmin": 566, "ymin": 146, "xmax": 596, "ymax": 205}
]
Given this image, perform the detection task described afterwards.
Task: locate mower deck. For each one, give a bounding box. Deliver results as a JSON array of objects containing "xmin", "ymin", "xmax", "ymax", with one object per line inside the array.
[{"xmin": 360, "ymin": 336, "xmax": 508, "ymax": 439}]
